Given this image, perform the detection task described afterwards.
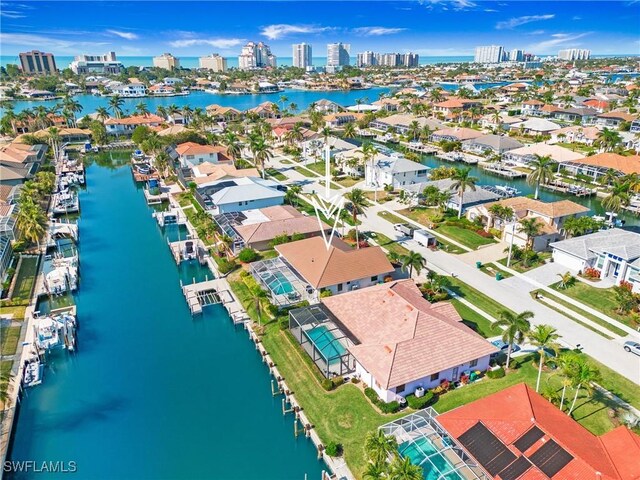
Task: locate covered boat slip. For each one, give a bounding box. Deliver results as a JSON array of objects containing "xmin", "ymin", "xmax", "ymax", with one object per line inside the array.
[
  {"xmin": 381, "ymin": 409, "xmax": 490, "ymax": 480},
  {"xmin": 289, "ymin": 305, "xmax": 356, "ymax": 379}
]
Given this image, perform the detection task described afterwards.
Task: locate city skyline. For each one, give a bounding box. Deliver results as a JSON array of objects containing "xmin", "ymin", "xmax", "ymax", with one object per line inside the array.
[{"xmin": 1, "ymin": 1, "xmax": 639, "ymax": 58}]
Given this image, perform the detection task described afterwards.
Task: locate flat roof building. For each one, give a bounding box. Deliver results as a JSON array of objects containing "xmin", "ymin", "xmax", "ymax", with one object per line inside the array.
[
  {"xmin": 19, "ymin": 50, "xmax": 57, "ymax": 75},
  {"xmin": 153, "ymin": 53, "xmax": 180, "ymax": 70},
  {"xmin": 199, "ymin": 54, "xmax": 227, "ymax": 72}
]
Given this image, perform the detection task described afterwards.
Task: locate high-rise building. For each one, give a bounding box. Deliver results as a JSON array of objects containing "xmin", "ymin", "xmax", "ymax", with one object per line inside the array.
[
  {"xmin": 402, "ymin": 53, "xmax": 420, "ymax": 67},
  {"xmin": 356, "ymin": 51, "xmax": 419, "ymax": 68},
  {"xmin": 377, "ymin": 53, "xmax": 402, "ymax": 67},
  {"xmin": 356, "ymin": 51, "xmax": 376, "ymax": 67},
  {"xmin": 474, "ymin": 45, "xmax": 504, "ymax": 64},
  {"xmin": 69, "ymin": 52, "xmax": 123, "ymax": 74},
  {"xmin": 238, "ymin": 41, "xmax": 277, "ymax": 70},
  {"xmin": 19, "ymin": 50, "xmax": 57, "ymax": 75},
  {"xmin": 558, "ymin": 49, "xmax": 591, "ymax": 61},
  {"xmin": 199, "ymin": 54, "xmax": 227, "ymax": 72},
  {"xmin": 509, "ymin": 49, "xmax": 524, "ymax": 62},
  {"xmin": 292, "ymin": 43, "xmax": 312, "ymax": 68},
  {"xmin": 327, "ymin": 43, "xmax": 350, "ymax": 67},
  {"xmin": 153, "ymin": 53, "xmax": 180, "ymax": 70}
]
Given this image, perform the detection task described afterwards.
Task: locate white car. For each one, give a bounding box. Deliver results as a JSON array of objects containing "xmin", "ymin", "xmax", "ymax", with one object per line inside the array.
[{"xmin": 623, "ymin": 341, "xmax": 640, "ymax": 356}]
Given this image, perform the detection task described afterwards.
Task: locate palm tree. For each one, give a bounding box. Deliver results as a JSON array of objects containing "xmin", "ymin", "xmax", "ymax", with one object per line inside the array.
[
  {"xmin": 450, "ymin": 167, "xmax": 478, "ymax": 219},
  {"xmin": 491, "ymin": 310, "xmax": 533, "ymax": 369},
  {"xmin": 108, "ymin": 95, "xmax": 124, "ymax": 119},
  {"xmin": 95, "ymin": 106, "xmax": 110, "ymax": 123},
  {"xmin": 594, "ymin": 128, "xmax": 622, "ymax": 152},
  {"xmin": 602, "ymin": 180, "xmax": 631, "ymax": 219},
  {"xmin": 343, "ymin": 122, "xmax": 357, "ymax": 139},
  {"xmin": 279, "ymin": 94, "xmax": 288, "ymax": 112},
  {"xmin": 388, "ymin": 456, "xmax": 422, "ymax": 480},
  {"xmin": 62, "ymin": 96, "xmax": 82, "ymax": 126},
  {"xmin": 526, "ymin": 154, "xmax": 556, "ymax": 200},
  {"xmin": 363, "ymin": 460, "xmax": 388, "ymax": 480},
  {"xmin": 135, "ymin": 102, "xmax": 149, "ymax": 116},
  {"xmin": 345, "ymin": 188, "xmax": 367, "ymax": 248},
  {"xmin": 557, "ymin": 271, "xmax": 575, "ymax": 289},
  {"xmin": 47, "ymin": 127, "xmax": 62, "ymax": 162},
  {"xmin": 364, "ymin": 430, "xmax": 398, "ymax": 465},
  {"xmin": 15, "ymin": 201, "xmax": 47, "ymax": 248},
  {"xmin": 222, "ymin": 132, "xmax": 241, "ymax": 165},
  {"xmin": 518, "ymin": 217, "xmax": 543, "ymax": 252},
  {"xmin": 285, "ymin": 184, "xmax": 302, "ymax": 207},
  {"xmin": 407, "ymin": 120, "xmax": 421, "ymax": 141},
  {"xmin": 567, "ymin": 357, "xmax": 600, "ymax": 416},
  {"xmin": 155, "ymin": 151, "xmax": 170, "ymax": 178},
  {"xmin": 401, "ymin": 251, "xmax": 426, "ymax": 278},
  {"xmin": 156, "ymin": 105, "xmax": 168, "ymax": 120},
  {"xmin": 250, "ymin": 137, "xmax": 273, "ymax": 178},
  {"xmin": 528, "ymin": 324, "xmax": 561, "ymax": 392}
]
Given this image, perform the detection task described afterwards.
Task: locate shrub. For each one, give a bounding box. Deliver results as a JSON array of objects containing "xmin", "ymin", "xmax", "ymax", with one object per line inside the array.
[
  {"xmin": 291, "ymin": 232, "xmax": 306, "ymax": 242},
  {"xmin": 582, "ymin": 267, "xmax": 601, "ymax": 279},
  {"xmin": 215, "ymin": 257, "xmax": 236, "ymax": 274},
  {"xmin": 351, "ymin": 377, "xmax": 361, "ymax": 384},
  {"xmin": 406, "ymin": 391, "xmax": 435, "ymax": 410},
  {"xmin": 321, "ymin": 378, "xmax": 334, "ymax": 391},
  {"xmin": 277, "ymin": 316, "xmax": 289, "ymax": 330},
  {"xmin": 269, "ymin": 234, "xmax": 290, "ymax": 247},
  {"xmin": 238, "ymin": 248, "xmax": 258, "ymax": 263},
  {"xmin": 487, "ymin": 367, "xmax": 505, "ymax": 379},
  {"xmin": 332, "ymin": 376, "xmax": 345, "ymax": 388},
  {"xmin": 320, "ymin": 289, "xmax": 332, "ymax": 298},
  {"xmin": 364, "ymin": 387, "xmax": 401, "ymax": 413},
  {"xmin": 325, "ymin": 441, "xmax": 342, "ymax": 457}
]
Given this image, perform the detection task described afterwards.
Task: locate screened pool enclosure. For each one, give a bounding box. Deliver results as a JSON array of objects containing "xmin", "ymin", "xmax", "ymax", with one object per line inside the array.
[
  {"xmin": 250, "ymin": 257, "xmax": 314, "ymax": 306},
  {"xmin": 289, "ymin": 305, "xmax": 355, "ymax": 379}
]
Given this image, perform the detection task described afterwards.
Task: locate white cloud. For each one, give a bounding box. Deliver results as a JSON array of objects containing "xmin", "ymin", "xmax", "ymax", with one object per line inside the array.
[
  {"xmin": 0, "ymin": 10, "xmax": 25, "ymax": 18},
  {"xmin": 260, "ymin": 24, "xmax": 331, "ymax": 40},
  {"xmin": 420, "ymin": 0, "xmax": 477, "ymax": 11},
  {"xmin": 169, "ymin": 37, "xmax": 244, "ymax": 49},
  {"xmin": 496, "ymin": 14, "xmax": 555, "ymax": 30},
  {"xmin": 353, "ymin": 26, "xmax": 406, "ymax": 36},
  {"xmin": 0, "ymin": 32, "xmax": 109, "ymax": 53},
  {"xmin": 106, "ymin": 29, "xmax": 138, "ymax": 40},
  {"xmin": 526, "ymin": 32, "xmax": 591, "ymax": 54},
  {"xmin": 528, "ymin": 30, "xmax": 546, "ymax": 35},
  {"xmin": 484, "ymin": 9, "xmax": 499, "ymax": 13}
]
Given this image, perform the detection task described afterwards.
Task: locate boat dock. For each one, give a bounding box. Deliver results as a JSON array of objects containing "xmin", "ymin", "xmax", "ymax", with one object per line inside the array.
[
  {"xmin": 154, "ymin": 208, "xmax": 187, "ymax": 227},
  {"xmin": 168, "ymin": 238, "xmax": 208, "ymax": 265},
  {"xmin": 480, "ymin": 163, "xmax": 526, "ymax": 178},
  {"xmin": 401, "ymin": 142, "xmax": 438, "ymax": 154},
  {"xmin": 132, "ymin": 170, "xmax": 160, "ymax": 182},
  {"xmin": 541, "ymin": 182, "xmax": 596, "ymax": 197},
  {"xmin": 435, "ymin": 152, "xmax": 478, "ymax": 164},
  {"xmin": 143, "ymin": 188, "xmax": 169, "ymax": 204},
  {"xmin": 181, "ymin": 278, "xmax": 233, "ymax": 315}
]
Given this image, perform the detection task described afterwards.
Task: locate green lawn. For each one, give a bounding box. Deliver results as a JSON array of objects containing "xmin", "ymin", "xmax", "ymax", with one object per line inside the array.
[
  {"xmin": 336, "ymin": 176, "xmax": 361, "ymax": 188},
  {"xmin": 265, "ymin": 168, "xmax": 287, "ymax": 181},
  {"xmin": 377, "ymin": 210, "xmax": 406, "ymax": 225},
  {"xmin": 550, "ymin": 281, "xmax": 636, "ymax": 329},
  {"xmin": 397, "ymin": 206, "xmax": 440, "ymax": 228},
  {"xmin": 535, "ymin": 289, "xmax": 628, "ymax": 337},
  {"xmin": 0, "ymin": 326, "xmax": 20, "ymax": 355},
  {"xmin": 302, "ymin": 161, "xmax": 327, "ymax": 176},
  {"xmin": 479, "ymin": 263, "xmax": 513, "ymax": 279},
  {"xmin": 435, "ymin": 225, "xmax": 496, "ymax": 250},
  {"xmin": 496, "ymin": 252, "xmax": 551, "ymax": 274},
  {"xmin": 448, "ymin": 277, "xmax": 515, "ymax": 322},
  {"xmin": 450, "ymin": 300, "xmax": 502, "ymax": 338},
  {"xmin": 0, "ymin": 304, "xmax": 26, "ymax": 320},
  {"xmin": 294, "ymin": 166, "xmax": 318, "ymax": 178},
  {"xmin": 365, "ymin": 231, "xmax": 410, "ymax": 258},
  {"xmin": 11, "ymin": 256, "xmax": 39, "ymax": 304}
]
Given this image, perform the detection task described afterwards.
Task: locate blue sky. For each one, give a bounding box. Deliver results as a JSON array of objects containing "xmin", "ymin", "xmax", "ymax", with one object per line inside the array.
[{"xmin": 1, "ymin": 1, "xmax": 639, "ymax": 58}]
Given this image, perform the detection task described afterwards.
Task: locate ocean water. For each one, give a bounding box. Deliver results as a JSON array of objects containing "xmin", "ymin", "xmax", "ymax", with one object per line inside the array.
[{"xmin": 7, "ymin": 155, "xmax": 326, "ymax": 479}]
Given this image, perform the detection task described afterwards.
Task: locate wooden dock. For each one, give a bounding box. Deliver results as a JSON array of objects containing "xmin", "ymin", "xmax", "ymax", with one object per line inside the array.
[
  {"xmin": 181, "ymin": 278, "xmax": 233, "ymax": 315},
  {"xmin": 435, "ymin": 152, "xmax": 478, "ymax": 164},
  {"xmin": 401, "ymin": 142, "xmax": 438, "ymax": 154},
  {"xmin": 144, "ymin": 189, "xmax": 169, "ymax": 204},
  {"xmin": 480, "ymin": 164, "xmax": 526, "ymax": 178},
  {"xmin": 132, "ymin": 171, "xmax": 160, "ymax": 182},
  {"xmin": 541, "ymin": 182, "xmax": 595, "ymax": 197}
]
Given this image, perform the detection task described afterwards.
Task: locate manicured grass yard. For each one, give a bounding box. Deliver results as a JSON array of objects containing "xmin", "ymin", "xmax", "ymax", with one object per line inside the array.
[
  {"xmin": 377, "ymin": 210, "xmax": 405, "ymax": 225},
  {"xmin": 435, "ymin": 225, "xmax": 496, "ymax": 250},
  {"xmin": 398, "ymin": 206, "xmax": 440, "ymax": 227},
  {"xmin": 0, "ymin": 326, "xmax": 20, "ymax": 355},
  {"xmin": 0, "ymin": 305, "xmax": 26, "ymax": 320},
  {"xmin": 448, "ymin": 277, "xmax": 515, "ymax": 322},
  {"xmin": 450, "ymin": 300, "xmax": 502, "ymax": 338},
  {"xmin": 365, "ymin": 231, "xmax": 410, "ymax": 258},
  {"xmin": 294, "ymin": 166, "xmax": 318, "ymax": 178},
  {"xmin": 336, "ymin": 176, "xmax": 361, "ymax": 188},
  {"xmin": 550, "ymin": 281, "xmax": 636, "ymax": 329},
  {"xmin": 265, "ymin": 168, "xmax": 287, "ymax": 181},
  {"xmin": 11, "ymin": 256, "xmax": 39, "ymax": 304}
]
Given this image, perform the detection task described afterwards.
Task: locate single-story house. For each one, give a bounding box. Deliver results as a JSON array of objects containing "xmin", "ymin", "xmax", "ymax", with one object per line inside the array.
[
  {"xmin": 549, "ymin": 126, "xmax": 600, "ymax": 145},
  {"xmin": 369, "ymin": 114, "xmax": 444, "ymax": 136},
  {"xmin": 311, "ymin": 99, "xmax": 342, "ymax": 114},
  {"xmin": 172, "ymin": 142, "xmax": 232, "ymax": 168},
  {"xmin": 403, "ymin": 179, "xmax": 502, "ymax": 212},
  {"xmin": 596, "ymin": 111, "xmax": 637, "ymax": 129},
  {"xmin": 467, "ymin": 196, "xmax": 589, "ymax": 251},
  {"xmin": 301, "ymin": 136, "xmax": 356, "ymax": 162},
  {"xmin": 104, "ymin": 114, "xmax": 164, "ymax": 136},
  {"xmin": 511, "ymin": 118, "xmax": 562, "ymax": 135},
  {"xmin": 364, "ymin": 153, "xmax": 429, "ymax": 189},
  {"xmin": 289, "ymin": 280, "xmax": 497, "ymax": 401},
  {"xmin": 194, "ymin": 176, "xmax": 285, "ymax": 215},
  {"xmin": 551, "ymin": 228, "xmax": 640, "ymax": 292},
  {"xmin": 462, "ymin": 134, "xmax": 523, "ymax": 155},
  {"xmin": 205, "ymin": 104, "xmax": 243, "ymax": 122},
  {"xmin": 190, "ymin": 163, "xmax": 259, "ymax": 185},
  {"xmin": 559, "ymin": 153, "xmax": 640, "ymax": 181},
  {"xmin": 430, "ymin": 127, "xmax": 483, "ymax": 143},
  {"xmin": 550, "ymin": 107, "xmax": 598, "ymax": 125},
  {"xmin": 502, "ymin": 143, "xmax": 584, "ymax": 165}
]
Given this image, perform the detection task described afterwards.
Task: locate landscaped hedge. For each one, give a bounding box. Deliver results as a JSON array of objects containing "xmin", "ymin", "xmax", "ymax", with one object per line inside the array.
[
  {"xmin": 238, "ymin": 248, "xmax": 259, "ymax": 263},
  {"xmin": 406, "ymin": 391, "xmax": 435, "ymax": 410},
  {"xmin": 321, "ymin": 376, "xmax": 345, "ymax": 391},
  {"xmin": 487, "ymin": 367, "xmax": 506, "ymax": 379},
  {"xmin": 325, "ymin": 441, "xmax": 342, "ymax": 457},
  {"xmin": 214, "ymin": 257, "xmax": 237, "ymax": 274},
  {"xmin": 364, "ymin": 387, "xmax": 401, "ymax": 413}
]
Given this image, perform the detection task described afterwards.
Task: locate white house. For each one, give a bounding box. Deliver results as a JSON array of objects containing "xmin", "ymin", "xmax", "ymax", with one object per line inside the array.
[
  {"xmin": 364, "ymin": 153, "xmax": 429, "ymax": 189},
  {"xmin": 194, "ymin": 176, "xmax": 285, "ymax": 215},
  {"xmin": 289, "ymin": 280, "xmax": 497, "ymax": 402},
  {"xmin": 110, "ymin": 83, "xmax": 147, "ymax": 97},
  {"xmin": 551, "ymin": 228, "xmax": 640, "ymax": 292},
  {"xmin": 173, "ymin": 142, "xmax": 232, "ymax": 168},
  {"xmin": 104, "ymin": 114, "xmax": 164, "ymax": 136},
  {"xmin": 502, "ymin": 143, "xmax": 583, "ymax": 166}
]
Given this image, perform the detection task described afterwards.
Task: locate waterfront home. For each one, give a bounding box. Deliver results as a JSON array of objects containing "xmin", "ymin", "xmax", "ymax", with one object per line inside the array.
[
  {"xmin": 369, "ymin": 114, "xmax": 444, "ymax": 136},
  {"xmin": 205, "ymin": 104, "xmax": 243, "ymax": 122},
  {"xmin": 479, "ymin": 112, "xmax": 523, "ymax": 130},
  {"xmin": 404, "ymin": 178, "xmax": 501, "ymax": 212},
  {"xmin": 157, "ymin": 125, "xmax": 191, "ymax": 137},
  {"xmin": 148, "ymin": 84, "xmax": 175, "ymax": 96},
  {"xmin": 311, "ymin": 99, "xmax": 342, "ymax": 114},
  {"xmin": 549, "ymin": 125, "xmax": 599, "ymax": 145},
  {"xmin": 630, "ymin": 119, "xmax": 640, "ymax": 133},
  {"xmin": 275, "ymin": 236, "xmax": 394, "ymax": 297},
  {"xmin": 372, "ymin": 97, "xmax": 402, "ymax": 112},
  {"xmin": 551, "ymin": 228, "xmax": 640, "ymax": 292},
  {"xmin": 467, "ymin": 196, "xmax": 589, "ymax": 251},
  {"xmin": 511, "ymin": 118, "xmax": 562, "ymax": 135},
  {"xmin": 110, "ymin": 83, "xmax": 147, "ymax": 97},
  {"xmin": 247, "ymin": 102, "xmax": 280, "ymax": 119},
  {"xmin": 194, "ymin": 176, "xmax": 285, "ymax": 215},
  {"xmin": 521, "ymin": 99, "xmax": 545, "ymax": 115},
  {"xmin": 432, "ymin": 98, "xmax": 482, "ymax": 122},
  {"xmin": 430, "ymin": 127, "xmax": 483, "ymax": 143},
  {"xmin": 215, "ymin": 205, "xmax": 331, "ymax": 252},
  {"xmin": 550, "ymin": 106, "xmax": 598, "ymax": 125},
  {"xmin": 0, "ymin": 142, "xmax": 46, "ymax": 175},
  {"xmin": 0, "ymin": 201, "xmax": 17, "ymax": 239},
  {"xmin": 172, "ymin": 142, "xmax": 232, "ymax": 168},
  {"xmin": 364, "ymin": 153, "xmax": 429, "ymax": 189},
  {"xmin": 182, "ymin": 163, "xmax": 259, "ymax": 188},
  {"xmin": 324, "ymin": 112, "xmax": 363, "ymax": 128},
  {"xmin": 15, "ymin": 127, "xmax": 90, "ymax": 144},
  {"xmin": 104, "ymin": 114, "xmax": 164, "ymax": 136},
  {"xmin": 596, "ymin": 111, "xmax": 637, "ymax": 129},
  {"xmin": 0, "ymin": 163, "xmax": 31, "ymax": 186},
  {"xmin": 301, "ymin": 136, "xmax": 356, "ymax": 163},
  {"xmin": 461, "ymin": 134, "xmax": 523, "ymax": 155},
  {"xmin": 559, "ymin": 153, "xmax": 640, "ymax": 181},
  {"xmin": 433, "ymin": 383, "xmax": 640, "ymax": 480},
  {"xmin": 288, "ymin": 280, "xmax": 497, "ymax": 401},
  {"xmin": 502, "ymin": 143, "xmax": 583, "ymax": 166}
]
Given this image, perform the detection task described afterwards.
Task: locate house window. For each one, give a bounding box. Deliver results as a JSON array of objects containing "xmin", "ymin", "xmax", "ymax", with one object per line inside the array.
[
  {"xmin": 596, "ymin": 256, "xmax": 604, "ymax": 269},
  {"xmin": 371, "ymin": 276, "xmax": 378, "ymax": 282},
  {"xmin": 430, "ymin": 373, "xmax": 439, "ymax": 382},
  {"xmin": 395, "ymin": 384, "xmax": 405, "ymax": 394},
  {"xmin": 470, "ymin": 359, "xmax": 478, "ymax": 368},
  {"xmin": 186, "ymin": 155, "xmax": 194, "ymax": 160},
  {"xmin": 337, "ymin": 283, "xmax": 343, "ymax": 292}
]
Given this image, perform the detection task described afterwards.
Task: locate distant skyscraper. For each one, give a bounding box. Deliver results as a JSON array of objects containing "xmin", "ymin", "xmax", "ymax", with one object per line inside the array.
[
  {"xmin": 357, "ymin": 51, "xmax": 418, "ymax": 68},
  {"xmin": 69, "ymin": 52, "xmax": 123, "ymax": 74},
  {"xmin": 558, "ymin": 49, "xmax": 591, "ymax": 61},
  {"xmin": 509, "ymin": 49, "xmax": 524, "ymax": 62},
  {"xmin": 292, "ymin": 43, "xmax": 312, "ymax": 68},
  {"xmin": 19, "ymin": 50, "xmax": 57, "ymax": 75},
  {"xmin": 153, "ymin": 53, "xmax": 180, "ymax": 70},
  {"xmin": 327, "ymin": 43, "xmax": 350, "ymax": 67},
  {"xmin": 474, "ymin": 45, "xmax": 504, "ymax": 64},
  {"xmin": 402, "ymin": 53, "xmax": 419, "ymax": 67},
  {"xmin": 356, "ymin": 51, "xmax": 376, "ymax": 67},
  {"xmin": 238, "ymin": 41, "xmax": 277, "ymax": 70},
  {"xmin": 199, "ymin": 54, "xmax": 227, "ymax": 72}
]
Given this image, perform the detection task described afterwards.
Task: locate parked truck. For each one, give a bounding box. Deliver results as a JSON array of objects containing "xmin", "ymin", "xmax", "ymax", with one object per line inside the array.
[{"xmin": 413, "ymin": 229, "xmax": 437, "ymax": 247}]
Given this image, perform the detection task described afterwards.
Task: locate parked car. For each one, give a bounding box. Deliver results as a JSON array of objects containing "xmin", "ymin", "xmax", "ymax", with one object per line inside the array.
[
  {"xmin": 394, "ymin": 223, "xmax": 415, "ymax": 237},
  {"xmin": 623, "ymin": 341, "xmax": 640, "ymax": 356},
  {"xmin": 490, "ymin": 339, "xmax": 521, "ymax": 353}
]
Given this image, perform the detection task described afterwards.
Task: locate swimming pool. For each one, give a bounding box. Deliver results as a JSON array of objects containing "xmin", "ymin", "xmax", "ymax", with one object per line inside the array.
[
  {"xmin": 304, "ymin": 325, "xmax": 347, "ymax": 363},
  {"xmin": 399, "ymin": 437, "xmax": 465, "ymax": 480},
  {"xmin": 260, "ymin": 271, "xmax": 294, "ymax": 295}
]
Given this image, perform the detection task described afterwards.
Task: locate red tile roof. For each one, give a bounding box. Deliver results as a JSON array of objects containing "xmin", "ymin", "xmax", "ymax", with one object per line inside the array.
[
  {"xmin": 175, "ymin": 142, "xmax": 228, "ymax": 156},
  {"xmin": 437, "ymin": 383, "xmax": 640, "ymax": 480}
]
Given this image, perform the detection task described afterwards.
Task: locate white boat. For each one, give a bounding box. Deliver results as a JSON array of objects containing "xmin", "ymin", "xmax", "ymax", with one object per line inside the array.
[
  {"xmin": 33, "ymin": 312, "xmax": 77, "ymax": 352},
  {"xmin": 23, "ymin": 357, "xmax": 44, "ymax": 387},
  {"xmin": 52, "ymin": 191, "xmax": 80, "ymax": 215}
]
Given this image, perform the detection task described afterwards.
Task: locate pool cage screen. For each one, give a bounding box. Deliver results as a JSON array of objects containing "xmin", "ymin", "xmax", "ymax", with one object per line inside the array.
[
  {"xmin": 381, "ymin": 408, "xmax": 490, "ymax": 480},
  {"xmin": 251, "ymin": 257, "xmax": 310, "ymax": 306},
  {"xmin": 289, "ymin": 305, "xmax": 355, "ymax": 379}
]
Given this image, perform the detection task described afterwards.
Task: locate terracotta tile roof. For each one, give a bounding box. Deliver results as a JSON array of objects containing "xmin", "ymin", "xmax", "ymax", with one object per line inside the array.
[
  {"xmin": 176, "ymin": 141, "xmax": 228, "ymax": 156},
  {"xmin": 0, "ymin": 145, "xmax": 31, "ymax": 163},
  {"xmin": 484, "ymin": 196, "xmax": 589, "ymax": 219},
  {"xmin": 235, "ymin": 213, "xmax": 330, "ymax": 245},
  {"xmin": 432, "ymin": 127, "xmax": 484, "ymax": 141},
  {"xmin": 598, "ymin": 111, "xmax": 637, "ymax": 121},
  {"xmin": 572, "ymin": 153, "xmax": 640, "ymax": 175},
  {"xmin": 437, "ymin": 383, "xmax": 640, "ymax": 480},
  {"xmin": 523, "ymin": 100, "xmax": 544, "ymax": 106},
  {"xmin": 104, "ymin": 114, "xmax": 164, "ymax": 126},
  {"xmin": 192, "ymin": 163, "xmax": 258, "ymax": 184},
  {"xmin": 275, "ymin": 236, "xmax": 393, "ymax": 289},
  {"xmin": 321, "ymin": 280, "xmax": 497, "ymax": 389},
  {"xmin": 583, "ymin": 99, "xmax": 609, "ymax": 110},
  {"xmin": 434, "ymin": 99, "xmax": 465, "ymax": 109}
]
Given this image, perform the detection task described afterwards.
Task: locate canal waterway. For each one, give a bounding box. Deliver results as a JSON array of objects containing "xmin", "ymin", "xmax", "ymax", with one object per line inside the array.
[{"xmin": 8, "ymin": 152, "xmax": 325, "ymax": 479}]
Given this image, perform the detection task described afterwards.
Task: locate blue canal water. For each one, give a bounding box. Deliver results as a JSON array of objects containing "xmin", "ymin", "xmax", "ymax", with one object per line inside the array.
[{"xmin": 8, "ymin": 155, "xmax": 325, "ymax": 479}]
